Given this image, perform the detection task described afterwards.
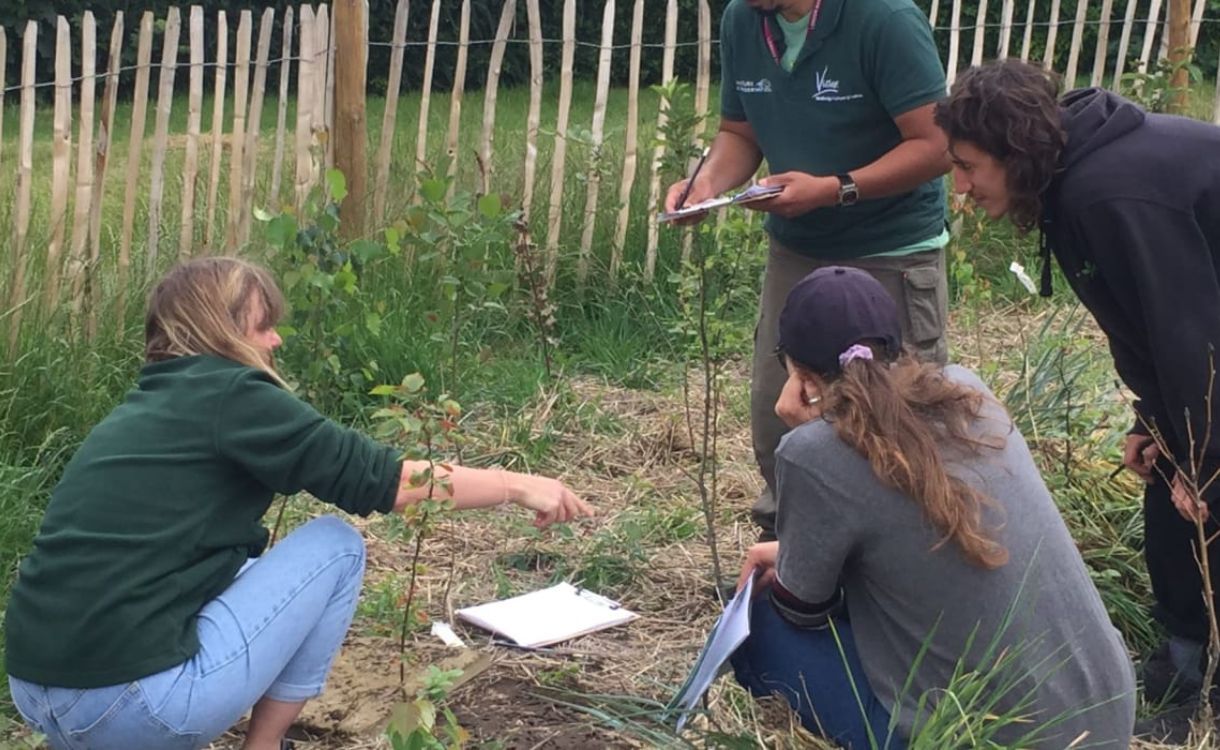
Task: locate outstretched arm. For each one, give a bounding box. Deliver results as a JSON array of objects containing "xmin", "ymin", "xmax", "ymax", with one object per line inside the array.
[{"xmin": 394, "ymin": 462, "xmax": 593, "ymax": 529}]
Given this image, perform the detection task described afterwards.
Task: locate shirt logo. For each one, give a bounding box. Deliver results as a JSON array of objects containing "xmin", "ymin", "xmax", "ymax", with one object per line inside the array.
[
  {"xmin": 813, "ymin": 67, "xmax": 864, "ymax": 102},
  {"xmin": 735, "ymin": 78, "xmax": 773, "ymax": 94}
]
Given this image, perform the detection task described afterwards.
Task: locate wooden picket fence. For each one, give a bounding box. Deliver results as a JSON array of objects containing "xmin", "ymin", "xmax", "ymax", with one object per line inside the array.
[{"xmin": 1, "ymin": 0, "xmax": 1217, "ymax": 348}]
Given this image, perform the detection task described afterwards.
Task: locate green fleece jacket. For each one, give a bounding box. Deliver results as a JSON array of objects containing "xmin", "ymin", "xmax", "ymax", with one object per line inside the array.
[{"xmin": 5, "ymin": 355, "xmax": 400, "ymax": 688}]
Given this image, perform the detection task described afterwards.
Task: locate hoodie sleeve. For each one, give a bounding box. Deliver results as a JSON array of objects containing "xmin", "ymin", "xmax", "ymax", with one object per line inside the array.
[{"xmin": 1071, "ymin": 198, "xmax": 1220, "ymax": 501}]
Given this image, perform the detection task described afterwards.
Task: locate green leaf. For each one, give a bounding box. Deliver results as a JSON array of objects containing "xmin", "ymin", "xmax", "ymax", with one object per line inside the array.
[
  {"xmin": 325, "ymin": 168, "xmax": 348, "ymax": 201},
  {"xmin": 350, "ymin": 239, "xmax": 385, "ymax": 265},
  {"xmin": 266, "ymin": 215, "xmax": 298, "ymax": 247},
  {"xmin": 335, "ymin": 268, "xmax": 358, "ymax": 293},
  {"xmin": 477, "ymin": 192, "xmax": 502, "ymax": 218},
  {"xmin": 370, "ymin": 385, "xmax": 398, "ymax": 397},
  {"xmin": 365, "ymin": 311, "xmax": 382, "ymax": 335},
  {"xmin": 253, "ymin": 206, "xmax": 274, "ymax": 222},
  {"xmin": 401, "ymin": 372, "xmax": 426, "ymax": 393},
  {"xmin": 420, "ymin": 178, "xmax": 446, "ymax": 204}
]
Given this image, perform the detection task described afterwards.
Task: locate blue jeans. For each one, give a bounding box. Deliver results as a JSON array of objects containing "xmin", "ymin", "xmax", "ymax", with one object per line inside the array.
[
  {"xmin": 10, "ymin": 516, "xmax": 366, "ymax": 750},
  {"xmin": 730, "ymin": 597, "xmax": 905, "ymax": 750}
]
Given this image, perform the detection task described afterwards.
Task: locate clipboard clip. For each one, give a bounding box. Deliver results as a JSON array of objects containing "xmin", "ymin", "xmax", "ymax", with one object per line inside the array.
[{"xmin": 573, "ymin": 585, "xmax": 622, "ymax": 610}]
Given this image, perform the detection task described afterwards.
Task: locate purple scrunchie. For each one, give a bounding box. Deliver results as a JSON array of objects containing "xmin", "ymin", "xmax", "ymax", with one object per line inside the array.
[{"xmin": 838, "ymin": 344, "xmax": 874, "ymax": 369}]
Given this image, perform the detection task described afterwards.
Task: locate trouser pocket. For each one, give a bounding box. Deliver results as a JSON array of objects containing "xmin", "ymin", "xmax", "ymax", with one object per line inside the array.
[
  {"xmin": 59, "ymin": 681, "xmax": 202, "ymax": 750},
  {"xmin": 903, "ymin": 266, "xmax": 945, "ymax": 347}
]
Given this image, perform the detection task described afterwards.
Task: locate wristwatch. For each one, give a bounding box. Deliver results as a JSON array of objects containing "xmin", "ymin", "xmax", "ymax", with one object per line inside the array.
[{"xmin": 836, "ymin": 174, "xmax": 859, "ymax": 207}]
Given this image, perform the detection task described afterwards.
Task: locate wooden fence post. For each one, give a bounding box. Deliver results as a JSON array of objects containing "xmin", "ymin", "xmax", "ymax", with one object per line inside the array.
[
  {"xmin": 1043, "ymin": 0, "xmax": 1063, "ymax": 71},
  {"xmin": 644, "ymin": 0, "xmax": 678, "ymax": 282},
  {"xmin": 1213, "ymin": 42, "xmax": 1220, "ymax": 124},
  {"xmin": 544, "ymin": 0, "xmax": 577, "ymax": 282},
  {"xmin": 414, "ymin": 0, "xmax": 441, "ymax": 200},
  {"xmin": 1064, "ymin": 0, "xmax": 1090, "ymax": 84},
  {"xmin": 269, "ymin": 7, "xmax": 294, "ymax": 210},
  {"xmin": 239, "ymin": 8, "xmax": 275, "ymax": 245},
  {"xmin": 225, "ymin": 11, "xmax": 252, "ymax": 252},
  {"xmin": 373, "ymin": 0, "xmax": 409, "ymax": 221},
  {"xmin": 1020, "ymin": 0, "xmax": 1037, "ymax": 61},
  {"xmin": 521, "ymin": 0, "xmax": 543, "ymax": 224},
  {"xmin": 335, "ymin": 0, "xmax": 368, "ymax": 237},
  {"xmin": 970, "ymin": 0, "xmax": 988, "ymax": 67},
  {"xmin": 444, "ymin": 0, "xmax": 471, "ymax": 198},
  {"xmin": 1189, "ymin": 0, "xmax": 1205, "ymax": 48},
  {"xmin": 295, "ymin": 6, "xmax": 317, "ymax": 214},
  {"xmin": 0, "ymin": 28, "xmax": 6, "ymax": 176},
  {"xmin": 118, "ymin": 13, "xmax": 152, "ymax": 322},
  {"xmin": 45, "ymin": 16, "xmax": 74, "ymax": 313},
  {"xmin": 578, "ymin": 0, "xmax": 616, "ymax": 283},
  {"xmin": 946, "ymin": 0, "xmax": 962, "ymax": 84},
  {"xmin": 325, "ymin": 5, "xmax": 337, "ymax": 169},
  {"xmin": 997, "ymin": 0, "xmax": 1015, "ymax": 58},
  {"xmin": 87, "ymin": 14, "xmax": 124, "ymax": 339},
  {"xmin": 8, "ymin": 21, "xmax": 36, "ymax": 351},
  {"xmin": 1112, "ymin": 0, "xmax": 1139, "ymax": 87},
  {"xmin": 1092, "ymin": 0, "xmax": 1116, "ymax": 86},
  {"xmin": 313, "ymin": 5, "xmax": 330, "ymax": 161},
  {"xmin": 1138, "ymin": 0, "xmax": 1166, "ymax": 74},
  {"xmin": 478, "ymin": 0, "xmax": 515, "ymax": 196},
  {"xmin": 684, "ymin": 0, "xmax": 712, "ymax": 265},
  {"xmin": 146, "ymin": 7, "xmax": 181, "ymax": 277},
  {"xmin": 205, "ymin": 11, "xmax": 228, "ymax": 247},
  {"xmin": 68, "ymin": 12, "xmax": 97, "ymax": 310},
  {"xmin": 180, "ymin": 6, "xmax": 204, "ymax": 258},
  {"xmin": 611, "ymin": 0, "xmax": 644, "ymax": 282}
]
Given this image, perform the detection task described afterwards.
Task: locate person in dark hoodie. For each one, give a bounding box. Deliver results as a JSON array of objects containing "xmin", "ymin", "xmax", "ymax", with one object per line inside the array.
[{"xmin": 934, "ymin": 59, "xmax": 1220, "ymax": 706}]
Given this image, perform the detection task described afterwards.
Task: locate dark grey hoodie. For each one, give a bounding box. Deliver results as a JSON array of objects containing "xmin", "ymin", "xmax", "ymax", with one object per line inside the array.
[{"xmin": 1041, "ymin": 89, "xmax": 1220, "ymax": 501}]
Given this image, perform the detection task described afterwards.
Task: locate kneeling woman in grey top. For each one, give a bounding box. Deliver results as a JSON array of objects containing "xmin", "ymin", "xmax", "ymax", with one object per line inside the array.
[{"xmin": 730, "ymin": 267, "xmax": 1134, "ymax": 749}]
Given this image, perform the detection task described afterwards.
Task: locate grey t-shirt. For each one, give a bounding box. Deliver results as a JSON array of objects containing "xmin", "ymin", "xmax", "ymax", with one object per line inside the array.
[{"xmin": 774, "ymin": 366, "xmax": 1135, "ymax": 747}]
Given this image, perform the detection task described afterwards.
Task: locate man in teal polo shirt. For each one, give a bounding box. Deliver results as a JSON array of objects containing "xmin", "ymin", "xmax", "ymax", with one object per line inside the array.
[{"xmin": 665, "ymin": 0, "xmax": 951, "ymax": 540}]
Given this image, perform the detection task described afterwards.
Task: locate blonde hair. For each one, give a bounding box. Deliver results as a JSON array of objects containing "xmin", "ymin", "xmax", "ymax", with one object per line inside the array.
[{"xmin": 145, "ymin": 257, "xmax": 288, "ymax": 386}]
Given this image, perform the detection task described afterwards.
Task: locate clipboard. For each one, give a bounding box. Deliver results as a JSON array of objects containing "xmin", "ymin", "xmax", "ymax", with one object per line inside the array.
[
  {"xmin": 668, "ymin": 573, "xmax": 755, "ymax": 731},
  {"xmin": 658, "ymin": 184, "xmax": 784, "ymax": 223},
  {"xmin": 456, "ymin": 582, "xmax": 638, "ymax": 649}
]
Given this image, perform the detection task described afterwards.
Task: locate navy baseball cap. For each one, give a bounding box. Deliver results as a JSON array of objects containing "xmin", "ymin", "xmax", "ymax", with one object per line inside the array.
[{"xmin": 777, "ymin": 266, "xmax": 902, "ymax": 376}]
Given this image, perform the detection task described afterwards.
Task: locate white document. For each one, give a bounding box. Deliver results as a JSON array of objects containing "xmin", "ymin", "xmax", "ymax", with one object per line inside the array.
[
  {"xmin": 456, "ymin": 582, "xmax": 638, "ymax": 649},
  {"xmin": 669, "ymin": 574, "xmax": 754, "ymax": 732}
]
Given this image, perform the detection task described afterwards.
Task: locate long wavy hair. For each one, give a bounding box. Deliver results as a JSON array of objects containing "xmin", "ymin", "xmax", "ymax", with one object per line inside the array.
[
  {"xmin": 810, "ymin": 350, "xmax": 1009, "ymax": 569},
  {"xmin": 145, "ymin": 257, "xmax": 288, "ymax": 386},
  {"xmin": 933, "ymin": 60, "xmax": 1067, "ymax": 233}
]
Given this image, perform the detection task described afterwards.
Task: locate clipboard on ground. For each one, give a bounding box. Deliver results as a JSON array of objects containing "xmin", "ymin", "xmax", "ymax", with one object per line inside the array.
[
  {"xmin": 455, "ymin": 582, "xmax": 638, "ymax": 649},
  {"xmin": 658, "ymin": 184, "xmax": 784, "ymax": 223}
]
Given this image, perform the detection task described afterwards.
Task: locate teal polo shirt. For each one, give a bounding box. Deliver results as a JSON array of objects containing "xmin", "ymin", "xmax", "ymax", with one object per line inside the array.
[{"xmin": 720, "ymin": 0, "xmax": 948, "ymax": 259}]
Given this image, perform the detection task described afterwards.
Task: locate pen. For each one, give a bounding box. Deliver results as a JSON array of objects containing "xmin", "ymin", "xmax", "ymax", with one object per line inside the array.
[{"xmin": 675, "ymin": 146, "xmax": 711, "ymax": 210}]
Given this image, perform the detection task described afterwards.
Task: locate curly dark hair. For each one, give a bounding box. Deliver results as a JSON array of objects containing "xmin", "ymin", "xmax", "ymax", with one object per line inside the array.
[{"xmin": 934, "ymin": 60, "xmax": 1068, "ymax": 233}]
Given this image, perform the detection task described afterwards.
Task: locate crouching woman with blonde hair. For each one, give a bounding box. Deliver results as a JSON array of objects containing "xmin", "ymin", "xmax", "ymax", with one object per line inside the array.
[
  {"xmin": 5, "ymin": 257, "xmax": 593, "ymax": 750},
  {"xmin": 730, "ymin": 267, "xmax": 1134, "ymax": 748}
]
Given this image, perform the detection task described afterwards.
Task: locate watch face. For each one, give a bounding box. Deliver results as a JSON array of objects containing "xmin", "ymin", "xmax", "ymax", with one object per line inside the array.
[{"xmin": 838, "ymin": 176, "xmax": 858, "ymax": 205}]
